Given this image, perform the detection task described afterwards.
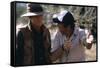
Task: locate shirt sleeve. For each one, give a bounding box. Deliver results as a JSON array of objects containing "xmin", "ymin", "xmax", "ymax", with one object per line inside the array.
[
  {"xmin": 16, "ymin": 30, "xmax": 24, "ymax": 65},
  {"xmin": 51, "ymin": 31, "xmax": 61, "ymax": 52},
  {"xmin": 79, "ymin": 29, "xmax": 86, "ymax": 42}
]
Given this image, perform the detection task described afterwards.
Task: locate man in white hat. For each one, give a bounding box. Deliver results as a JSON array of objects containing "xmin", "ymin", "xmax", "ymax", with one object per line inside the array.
[
  {"xmin": 51, "ymin": 10, "xmax": 94, "ymax": 63},
  {"xmin": 16, "ymin": 3, "xmax": 51, "ymax": 66}
]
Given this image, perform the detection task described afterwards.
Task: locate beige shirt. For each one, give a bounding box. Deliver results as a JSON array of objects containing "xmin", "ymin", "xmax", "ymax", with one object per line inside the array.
[{"xmin": 51, "ymin": 27, "xmax": 92, "ymax": 63}]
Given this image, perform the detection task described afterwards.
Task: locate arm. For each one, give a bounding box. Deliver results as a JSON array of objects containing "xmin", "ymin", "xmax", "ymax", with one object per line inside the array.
[
  {"xmin": 16, "ymin": 30, "xmax": 24, "ymax": 65},
  {"xmin": 50, "ymin": 31, "xmax": 64, "ymax": 61},
  {"xmin": 79, "ymin": 29, "xmax": 93, "ymax": 49}
]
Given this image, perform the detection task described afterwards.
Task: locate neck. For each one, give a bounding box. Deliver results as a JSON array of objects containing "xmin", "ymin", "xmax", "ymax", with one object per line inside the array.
[{"xmin": 31, "ymin": 23, "xmax": 42, "ymax": 32}]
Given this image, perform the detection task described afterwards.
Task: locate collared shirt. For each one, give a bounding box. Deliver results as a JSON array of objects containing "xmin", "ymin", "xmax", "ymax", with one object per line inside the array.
[{"xmin": 51, "ymin": 27, "xmax": 92, "ymax": 62}]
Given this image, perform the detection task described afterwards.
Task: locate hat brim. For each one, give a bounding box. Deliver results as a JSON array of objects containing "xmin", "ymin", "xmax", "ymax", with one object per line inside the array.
[
  {"xmin": 53, "ymin": 17, "xmax": 76, "ymax": 24},
  {"xmin": 52, "ymin": 18, "xmax": 61, "ymax": 23},
  {"xmin": 21, "ymin": 12, "xmax": 43, "ymax": 17}
]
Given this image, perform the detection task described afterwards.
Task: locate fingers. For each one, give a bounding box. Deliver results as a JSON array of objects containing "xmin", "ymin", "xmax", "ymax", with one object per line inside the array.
[{"xmin": 63, "ymin": 41, "xmax": 72, "ymax": 51}]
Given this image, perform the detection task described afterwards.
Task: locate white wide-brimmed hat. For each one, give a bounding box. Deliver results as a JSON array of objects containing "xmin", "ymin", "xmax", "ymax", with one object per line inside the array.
[{"xmin": 21, "ymin": 3, "xmax": 44, "ymax": 17}]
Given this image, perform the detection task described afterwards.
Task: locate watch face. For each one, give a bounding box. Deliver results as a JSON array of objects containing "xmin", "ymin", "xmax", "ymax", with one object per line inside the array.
[{"xmin": 11, "ymin": 1, "xmax": 97, "ymax": 67}]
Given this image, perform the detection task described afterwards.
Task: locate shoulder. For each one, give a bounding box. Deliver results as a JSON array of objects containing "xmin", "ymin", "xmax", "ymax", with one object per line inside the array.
[
  {"xmin": 75, "ymin": 27, "xmax": 89, "ymax": 41},
  {"xmin": 16, "ymin": 24, "xmax": 28, "ymax": 36},
  {"xmin": 52, "ymin": 29, "xmax": 62, "ymax": 39},
  {"xmin": 78, "ymin": 27, "xmax": 89, "ymax": 36},
  {"xmin": 75, "ymin": 27, "xmax": 86, "ymax": 35},
  {"xmin": 53, "ymin": 29, "xmax": 65, "ymax": 43}
]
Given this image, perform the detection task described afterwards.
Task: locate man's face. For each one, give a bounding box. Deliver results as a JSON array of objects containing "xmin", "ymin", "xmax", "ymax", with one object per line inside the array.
[
  {"xmin": 29, "ymin": 15, "xmax": 43, "ymax": 27},
  {"xmin": 58, "ymin": 24, "xmax": 72, "ymax": 36}
]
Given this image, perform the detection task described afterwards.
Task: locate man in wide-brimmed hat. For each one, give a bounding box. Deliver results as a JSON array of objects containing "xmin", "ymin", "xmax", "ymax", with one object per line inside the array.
[
  {"xmin": 16, "ymin": 3, "xmax": 51, "ymax": 66},
  {"xmin": 51, "ymin": 10, "xmax": 93, "ymax": 63}
]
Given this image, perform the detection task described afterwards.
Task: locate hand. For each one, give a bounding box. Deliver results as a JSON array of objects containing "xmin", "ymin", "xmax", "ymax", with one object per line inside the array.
[
  {"xmin": 86, "ymin": 43, "xmax": 92, "ymax": 49},
  {"xmin": 63, "ymin": 41, "xmax": 72, "ymax": 51},
  {"xmin": 86, "ymin": 34, "xmax": 93, "ymax": 49},
  {"xmin": 86, "ymin": 35, "xmax": 93, "ymax": 43}
]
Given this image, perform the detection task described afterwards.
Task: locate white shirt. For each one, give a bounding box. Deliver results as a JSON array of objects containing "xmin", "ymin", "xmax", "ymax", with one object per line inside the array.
[{"xmin": 51, "ymin": 27, "xmax": 93, "ymax": 62}]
